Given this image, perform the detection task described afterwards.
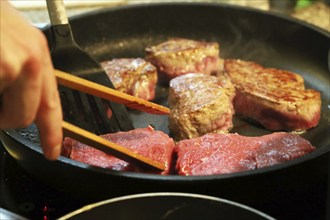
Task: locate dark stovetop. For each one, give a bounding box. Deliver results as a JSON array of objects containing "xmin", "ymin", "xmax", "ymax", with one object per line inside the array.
[
  {"xmin": 0, "ymin": 142, "xmax": 329, "ymax": 220},
  {"xmin": 0, "ymin": 143, "xmax": 87, "ymax": 220}
]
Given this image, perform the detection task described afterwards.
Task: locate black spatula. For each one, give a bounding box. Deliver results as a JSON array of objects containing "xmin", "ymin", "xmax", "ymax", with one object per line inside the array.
[{"xmin": 46, "ymin": 0, "xmax": 134, "ymax": 134}]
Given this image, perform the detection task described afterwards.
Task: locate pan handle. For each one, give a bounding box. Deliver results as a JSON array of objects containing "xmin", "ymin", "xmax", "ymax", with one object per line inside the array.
[{"xmin": 46, "ymin": 0, "xmax": 69, "ymax": 26}]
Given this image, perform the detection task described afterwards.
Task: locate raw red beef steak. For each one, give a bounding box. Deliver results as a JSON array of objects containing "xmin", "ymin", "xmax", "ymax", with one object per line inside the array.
[
  {"xmin": 62, "ymin": 126, "xmax": 175, "ymax": 175},
  {"xmin": 175, "ymin": 132, "xmax": 315, "ymax": 176}
]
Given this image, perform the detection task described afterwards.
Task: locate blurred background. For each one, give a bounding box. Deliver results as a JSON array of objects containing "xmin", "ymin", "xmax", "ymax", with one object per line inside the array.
[{"xmin": 9, "ymin": 0, "xmax": 330, "ymax": 32}]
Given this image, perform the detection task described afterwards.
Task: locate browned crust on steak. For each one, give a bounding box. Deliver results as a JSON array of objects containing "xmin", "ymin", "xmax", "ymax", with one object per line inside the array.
[
  {"xmin": 145, "ymin": 38, "xmax": 222, "ymax": 83},
  {"xmin": 224, "ymin": 59, "xmax": 321, "ymax": 131},
  {"xmin": 101, "ymin": 58, "xmax": 158, "ymax": 100},
  {"xmin": 169, "ymin": 73, "xmax": 235, "ymax": 140}
]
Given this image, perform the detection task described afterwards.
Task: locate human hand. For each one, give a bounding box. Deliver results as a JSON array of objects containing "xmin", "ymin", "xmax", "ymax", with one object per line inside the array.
[{"xmin": 0, "ymin": 1, "xmax": 63, "ymax": 160}]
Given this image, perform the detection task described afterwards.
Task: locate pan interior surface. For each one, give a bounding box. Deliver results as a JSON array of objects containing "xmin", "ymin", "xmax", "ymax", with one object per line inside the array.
[{"xmin": 6, "ymin": 3, "xmax": 330, "ymax": 179}]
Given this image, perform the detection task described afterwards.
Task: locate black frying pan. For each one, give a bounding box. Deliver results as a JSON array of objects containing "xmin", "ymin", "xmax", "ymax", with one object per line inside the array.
[
  {"xmin": 58, "ymin": 192, "xmax": 275, "ymax": 220},
  {"xmin": 1, "ymin": 3, "xmax": 329, "ymax": 220}
]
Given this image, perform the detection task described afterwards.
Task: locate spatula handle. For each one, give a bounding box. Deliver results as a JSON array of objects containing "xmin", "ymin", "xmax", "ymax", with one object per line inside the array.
[{"xmin": 46, "ymin": 0, "xmax": 69, "ymax": 25}]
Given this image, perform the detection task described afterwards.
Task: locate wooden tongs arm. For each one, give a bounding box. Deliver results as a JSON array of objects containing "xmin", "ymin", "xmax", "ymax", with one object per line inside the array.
[{"xmin": 54, "ymin": 69, "xmax": 170, "ymax": 115}]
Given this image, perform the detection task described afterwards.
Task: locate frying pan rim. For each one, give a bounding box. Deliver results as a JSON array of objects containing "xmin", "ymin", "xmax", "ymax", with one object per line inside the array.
[
  {"xmin": 1, "ymin": 2, "xmax": 329, "ymax": 181},
  {"xmin": 58, "ymin": 192, "xmax": 275, "ymax": 220},
  {"xmin": 64, "ymin": 2, "xmax": 330, "ymax": 38},
  {"xmin": 2, "ymin": 128, "xmax": 329, "ymax": 181}
]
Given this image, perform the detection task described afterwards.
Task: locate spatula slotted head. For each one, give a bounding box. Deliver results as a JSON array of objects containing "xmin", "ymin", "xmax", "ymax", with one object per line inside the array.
[{"xmin": 50, "ymin": 25, "xmax": 134, "ymax": 134}]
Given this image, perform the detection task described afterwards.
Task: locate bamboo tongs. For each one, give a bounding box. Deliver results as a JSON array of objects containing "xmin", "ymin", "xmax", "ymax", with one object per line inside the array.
[
  {"xmin": 55, "ymin": 70, "xmax": 170, "ymax": 115},
  {"xmin": 56, "ymin": 69, "xmax": 169, "ymax": 171}
]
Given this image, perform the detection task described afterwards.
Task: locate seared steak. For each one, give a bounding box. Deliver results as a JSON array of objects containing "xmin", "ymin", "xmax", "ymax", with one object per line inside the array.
[
  {"xmin": 168, "ymin": 73, "xmax": 235, "ymax": 141},
  {"xmin": 224, "ymin": 59, "xmax": 321, "ymax": 131},
  {"xmin": 100, "ymin": 58, "xmax": 157, "ymax": 100},
  {"xmin": 175, "ymin": 132, "xmax": 315, "ymax": 176},
  {"xmin": 145, "ymin": 38, "xmax": 223, "ymax": 83},
  {"xmin": 62, "ymin": 126, "xmax": 175, "ymax": 175}
]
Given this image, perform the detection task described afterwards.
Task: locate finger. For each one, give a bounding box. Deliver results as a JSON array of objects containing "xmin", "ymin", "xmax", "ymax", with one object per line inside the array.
[
  {"xmin": 35, "ymin": 40, "xmax": 63, "ymax": 161},
  {"xmin": 0, "ymin": 1, "xmax": 63, "ymax": 160},
  {"xmin": 0, "ymin": 1, "xmax": 45, "ymax": 93},
  {"xmin": 0, "ymin": 59, "xmax": 42, "ymax": 128},
  {"xmin": 0, "ymin": 27, "xmax": 31, "ymax": 93}
]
